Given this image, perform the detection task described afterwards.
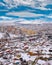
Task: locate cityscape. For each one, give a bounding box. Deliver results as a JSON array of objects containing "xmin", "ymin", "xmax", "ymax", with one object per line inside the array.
[{"xmin": 0, "ymin": 23, "xmax": 52, "ymax": 65}]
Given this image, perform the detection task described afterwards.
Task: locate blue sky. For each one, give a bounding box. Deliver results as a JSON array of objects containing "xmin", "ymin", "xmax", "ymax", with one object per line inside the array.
[{"xmin": 0, "ymin": 0, "xmax": 52, "ymax": 24}]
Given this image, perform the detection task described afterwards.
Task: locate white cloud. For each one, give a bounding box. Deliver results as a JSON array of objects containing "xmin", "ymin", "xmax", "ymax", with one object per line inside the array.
[
  {"xmin": 3, "ymin": 0, "xmax": 34, "ymax": 8},
  {"xmin": 1, "ymin": 0, "xmax": 51, "ymax": 10},
  {"xmin": 6, "ymin": 11, "xmax": 44, "ymax": 17},
  {"xmin": 36, "ymin": 6, "xmax": 52, "ymax": 10},
  {"xmin": 0, "ymin": 16, "xmax": 13, "ymax": 20},
  {"xmin": 0, "ymin": 17, "xmax": 18, "ymax": 25},
  {"xmin": 0, "ymin": 16, "xmax": 51, "ymax": 25},
  {"xmin": 18, "ymin": 19, "xmax": 52, "ymax": 24},
  {"xmin": 38, "ymin": 0, "xmax": 45, "ymax": 1},
  {"xmin": 17, "ymin": 18, "xmax": 46, "ymax": 24},
  {"xmin": 0, "ymin": 20, "xmax": 15, "ymax": 26},
  {"xmin": 0, "ymin": 2, "xmax": 5, "ymax": 6},
  {"xmin": 19, "ymin": 20, "xmax": 31, "ymax": 24},
  {"xmin": 47, "ymin": 15, "xmax": 52, "ymax": 18}
]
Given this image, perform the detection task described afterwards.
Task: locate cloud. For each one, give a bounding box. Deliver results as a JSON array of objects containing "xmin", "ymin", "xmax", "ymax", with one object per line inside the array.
[
  {"xmin": 17, "ymin": 19, "xmax": 47, "ymax": 24},
  {"xmin": 3, "ymin": 0, "xmax": 34, "ymax": 8},
  {"xmin": 0, "ymin": 2, "xmax": 5, "ymax": 6},
  {"xmin": 0, "ymin": 16, "xmax": 52, "ymax": 25},
  {"xmin": 0, "ymin": 0, "xmax": 52, "ymax": 24},
  {"xmin": 6, "ymin": 11, "xmax": 44, "ymax": 17},
  {"xmin": 0, "ymin": 16, "xmax": 13, "ymax": 20},
  {"xmin": 0, "ymin": 20, "xmax": 15, "ymax": 26},
  {"xmin": 36, "ymin": 7, "xmax": 52, "ymax": 10},
  {"xmin": 2, "ymin": 0, "xmax": 52, "ymax": 10},
  {"xmin": 6, "ymin": 11, "xmax": 52, "ymax": 20},
  {"xmin": 47, "ymin": 15, "xmax": 52, "ymax": 18}
]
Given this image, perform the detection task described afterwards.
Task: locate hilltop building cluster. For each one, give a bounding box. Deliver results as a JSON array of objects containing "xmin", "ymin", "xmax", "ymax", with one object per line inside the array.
[{"xmin": 0, "ymin": 25, "xmax": 52, "ymax": 65}]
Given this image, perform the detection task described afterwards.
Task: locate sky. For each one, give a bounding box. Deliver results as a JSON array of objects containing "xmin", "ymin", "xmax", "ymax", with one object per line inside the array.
[{"xmin": 0, "ymin": 0, "xmax": 52, "ymax": 24}]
